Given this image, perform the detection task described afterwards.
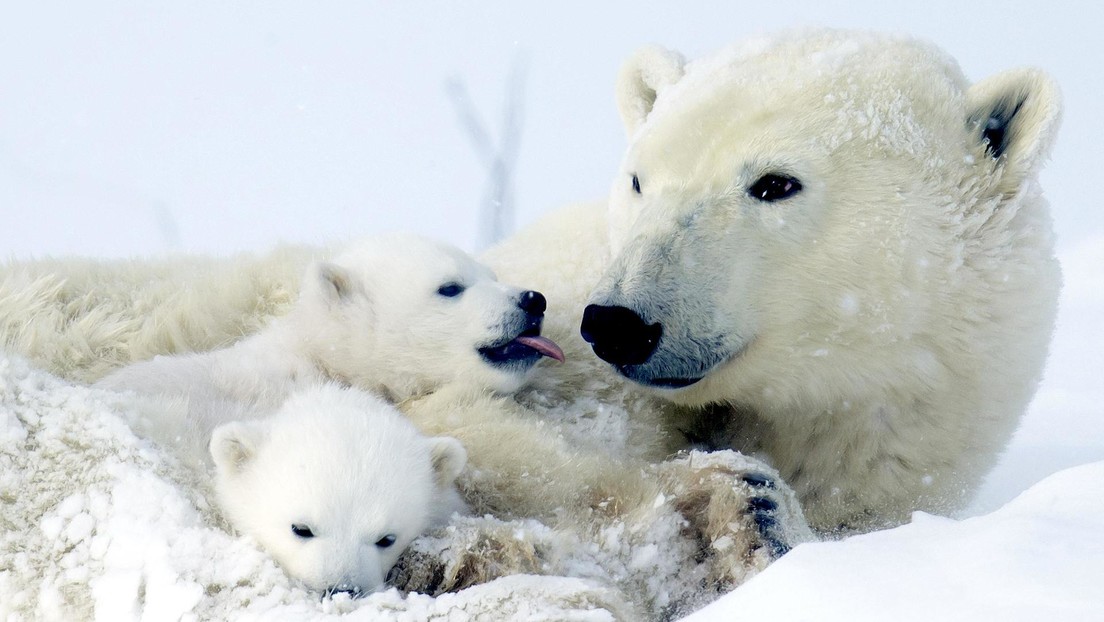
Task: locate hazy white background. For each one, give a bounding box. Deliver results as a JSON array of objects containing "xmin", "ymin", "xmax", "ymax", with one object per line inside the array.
[
  {"xmin": 2, "ymin": 0, "xmax": 1102, "ymax": 586},
  {"xmin": 2, "ymin": 2, "xmax": 1102, "ymax": 618}
]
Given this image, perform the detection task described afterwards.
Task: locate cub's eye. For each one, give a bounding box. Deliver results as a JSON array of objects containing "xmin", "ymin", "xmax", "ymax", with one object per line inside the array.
[
  {"xmin": 437, "ymin": 283, "xmax": 465, "ymax": 298},
  {"xmin": 375, "ymin": 534, "xmax": 397, "ymax": 548},
  {"xmin": 291, "ymin": 524, "xmax": 315, "ymax": 539},
  {"xmin": 748, "ymin": 174, "xmax": 802, "ymax": 202},
  {"xmin": 631, "ymin": 174, "xmax": 641, "ymax": 194}
]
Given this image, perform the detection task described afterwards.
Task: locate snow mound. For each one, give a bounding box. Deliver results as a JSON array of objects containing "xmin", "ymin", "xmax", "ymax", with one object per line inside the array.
[{"xmin": 682, "ymin": 461, "xmax": 1104, "ymax": 621}]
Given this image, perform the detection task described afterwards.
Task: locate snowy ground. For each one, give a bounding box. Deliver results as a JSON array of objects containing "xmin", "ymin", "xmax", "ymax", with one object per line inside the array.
[{"xmin": 2, "ymin": 2, "xmax": 1103, "ymax": 620}]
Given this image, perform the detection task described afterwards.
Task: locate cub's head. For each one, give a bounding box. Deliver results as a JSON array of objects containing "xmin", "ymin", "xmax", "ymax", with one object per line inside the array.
[
  {"xmin": 209, "ymin": 384, "xmax": 467, "ymax": 596},
  {"xmin": 295, "ymin": 233, "xmax": 563, "ymax": 401},
  {"xmin": 582, "ymin": 30, "xmax": 1061, "ymax": 406}
]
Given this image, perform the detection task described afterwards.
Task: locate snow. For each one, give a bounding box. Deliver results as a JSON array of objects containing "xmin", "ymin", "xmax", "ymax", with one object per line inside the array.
[{"xmin": 2, "ymin": 1, "xmax": 1103, "ymax": 620}]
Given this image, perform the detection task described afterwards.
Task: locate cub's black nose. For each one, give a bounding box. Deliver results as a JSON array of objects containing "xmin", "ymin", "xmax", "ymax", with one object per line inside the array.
[
  {"xmin": 580, "ymin": 304, "xmax": 662, "ymax": 366},
  {"xmin": 519, "ymin": 290, "xmax": 547, "ymax": 316},
  {"xmin": 326, "ymin": 584, "xmax": 364, "ymax": 598}
]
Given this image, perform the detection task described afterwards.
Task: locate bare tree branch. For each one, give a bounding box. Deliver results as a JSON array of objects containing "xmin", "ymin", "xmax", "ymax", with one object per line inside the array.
[
  {"xmin": 444, "ymin": 78, "xmax": 496, "ymax": 166},
  {"xmin": 446, "ymin": 53, "xmax": 528, "ymax": 250}
]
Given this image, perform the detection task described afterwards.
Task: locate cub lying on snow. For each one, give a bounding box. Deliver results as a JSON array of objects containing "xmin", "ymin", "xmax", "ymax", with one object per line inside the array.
[{"xmin": 158, "ymin": 383, "xmax": 465, "ymax": 596}]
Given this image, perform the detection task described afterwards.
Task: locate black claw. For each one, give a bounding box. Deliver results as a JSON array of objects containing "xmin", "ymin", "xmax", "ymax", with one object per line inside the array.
[
  {"xmin": 752, "ymin": 512, "xmax": 778, "ymax": 531},
  {"xmin": 741, "ymin": 473, "xmax": 776, "ymax": 489},
  {"xmin": 747, "ymin": 496, "xmax": 778, "ymax": 512},
  {"xmin": 745, "ymin": 495, "xmax": 792, "ymax": 559},
  {"xmin": 766, "ymin": 537, "xmax": 791, "ymax": 558}
]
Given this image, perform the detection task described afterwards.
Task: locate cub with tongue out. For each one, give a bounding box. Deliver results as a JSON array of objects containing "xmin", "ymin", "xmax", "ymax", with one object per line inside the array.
[
  {"xmin": 98, "ymin": 232, "xmax": 565, "ymax": 408},
  {"xmin": 277, "ymin": 231, "xmax": 565, "ymax": 402}
]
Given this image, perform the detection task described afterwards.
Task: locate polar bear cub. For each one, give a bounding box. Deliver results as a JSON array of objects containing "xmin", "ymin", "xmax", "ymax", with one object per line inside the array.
[
  {"xmin": 97, "ymin": 232, "xmax": 564, "ymax": 410},
  {"xmin": 208, "ymin": 384, "xmax": 466, "ymax": 595}
]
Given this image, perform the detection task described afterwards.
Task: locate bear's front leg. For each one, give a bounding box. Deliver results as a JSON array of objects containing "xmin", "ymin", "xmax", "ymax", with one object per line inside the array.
[
  {"xmin": 388, "ymin": 515, "xmax": 553, "ymax": 595},
  {"xmin": 389, "ymin": 515, "xmax": 642, "ymax": 620},
  {"xmin": 653, "ymin": 450, "xmax": 815, "ymax": 589}
]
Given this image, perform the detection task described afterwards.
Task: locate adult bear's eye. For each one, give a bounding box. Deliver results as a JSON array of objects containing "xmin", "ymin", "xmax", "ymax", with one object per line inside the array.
[
  {"xmin": 375, "ymin": 534, "xmax": 397, "ymax": 548},
  {"xmin": 631, "ymin": 174, "xmax": 641, "ymax": 194},
  {"xmin": 291, "ymin": 524, "xmax": 315, "ymax": 539},
  {"xmin": 437, "ymin": 282, "xmax": 465, "ymax": 298},
  {"xmin": 748, "ymin": 174, "xmax": 802, "ymax": 202}
]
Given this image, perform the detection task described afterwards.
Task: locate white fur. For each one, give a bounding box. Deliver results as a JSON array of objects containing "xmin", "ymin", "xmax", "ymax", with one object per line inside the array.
[{"xmin": 209, "ymin": 384, "xmax": 466, "ymax": 594}]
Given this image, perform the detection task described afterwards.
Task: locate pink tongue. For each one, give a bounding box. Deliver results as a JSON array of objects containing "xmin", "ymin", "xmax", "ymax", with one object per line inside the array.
[{"xmin": 515, "ymin": 335, "xmax": 566, "ymax": 363}]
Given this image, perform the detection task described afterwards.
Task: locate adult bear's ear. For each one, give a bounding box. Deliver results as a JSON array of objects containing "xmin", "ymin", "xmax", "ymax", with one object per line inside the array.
[
  {"xmin": 966, "ymin": 67, "xmax": 1061, "ymax": 195},
  {"xmin": 428, "ymin": 436, "xmax": 467, "ymax": 487},
  {"xmin": 210, "ymin": 421, "xmax": 267, "ymax": 476},
  {"xmin": 616, "ymin": 45, "xmax": 686, "ymax": 137},
  {"xmin": 310, "ymin": 261, "xmax": 359, "ymax": 304}
]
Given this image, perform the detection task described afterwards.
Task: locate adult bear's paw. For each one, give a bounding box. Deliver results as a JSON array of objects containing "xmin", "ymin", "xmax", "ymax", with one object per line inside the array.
[
  {"xmin": 388, "ymin": 515, "xmax": 554, "ymax": 596},
  {"xmin": 388, "ymin": 515, "xmax": 641, "ymax": 620},
  {"xmin": 654, "ymin": 450, "xmax": 815, "ymax": 587}
]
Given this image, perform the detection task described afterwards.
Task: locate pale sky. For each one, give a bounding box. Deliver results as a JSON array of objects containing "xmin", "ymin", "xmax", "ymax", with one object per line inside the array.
[{"xmin": 1, "ymin": 0, "xmax": 1100, "ymax": 258}]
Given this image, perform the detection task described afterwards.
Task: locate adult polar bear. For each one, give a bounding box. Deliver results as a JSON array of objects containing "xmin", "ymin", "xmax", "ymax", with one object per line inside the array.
[
  {"xmin": 490, "ymin": 29, "xmax": 1062, "ymax": 532},
  {"xmin": 0, "ymin": 28, "xmax": 1058, "ymax": 542}
]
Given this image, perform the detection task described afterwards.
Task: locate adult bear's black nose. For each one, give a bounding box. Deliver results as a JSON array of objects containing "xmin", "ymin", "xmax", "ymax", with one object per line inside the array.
[
  {"xmin": 519, "ymin": 290, "xmax": 547, "ymax": 316},
  {"xmin": 580, "ymin": 304, "xmax": 662, "ymax": 366}
]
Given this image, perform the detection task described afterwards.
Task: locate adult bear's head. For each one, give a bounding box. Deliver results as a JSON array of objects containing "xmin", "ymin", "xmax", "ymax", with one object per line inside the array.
[{"xmin": 581, "ymin": 30, "xmax": 1061, "ymax": 407}]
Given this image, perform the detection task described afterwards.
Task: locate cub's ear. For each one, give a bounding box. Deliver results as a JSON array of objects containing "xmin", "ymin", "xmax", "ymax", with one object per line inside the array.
[
  {"xmin": 210, "ymin": 421, "xmax": 267, "ymax": 476},
  {"xmin": 616, "ymin": 45, "xmax": 686, "ymax": 137},
  {"xmin": 308, "ymin": 261, "xmax": 360, "ymax": 304},
  {"xmin": 428, "ymin": 436, "xmax": 467, "ymax": 488},
  {"xmin": 967, "ymin": 67, "xmax": 1061, "ymax": 193}
]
